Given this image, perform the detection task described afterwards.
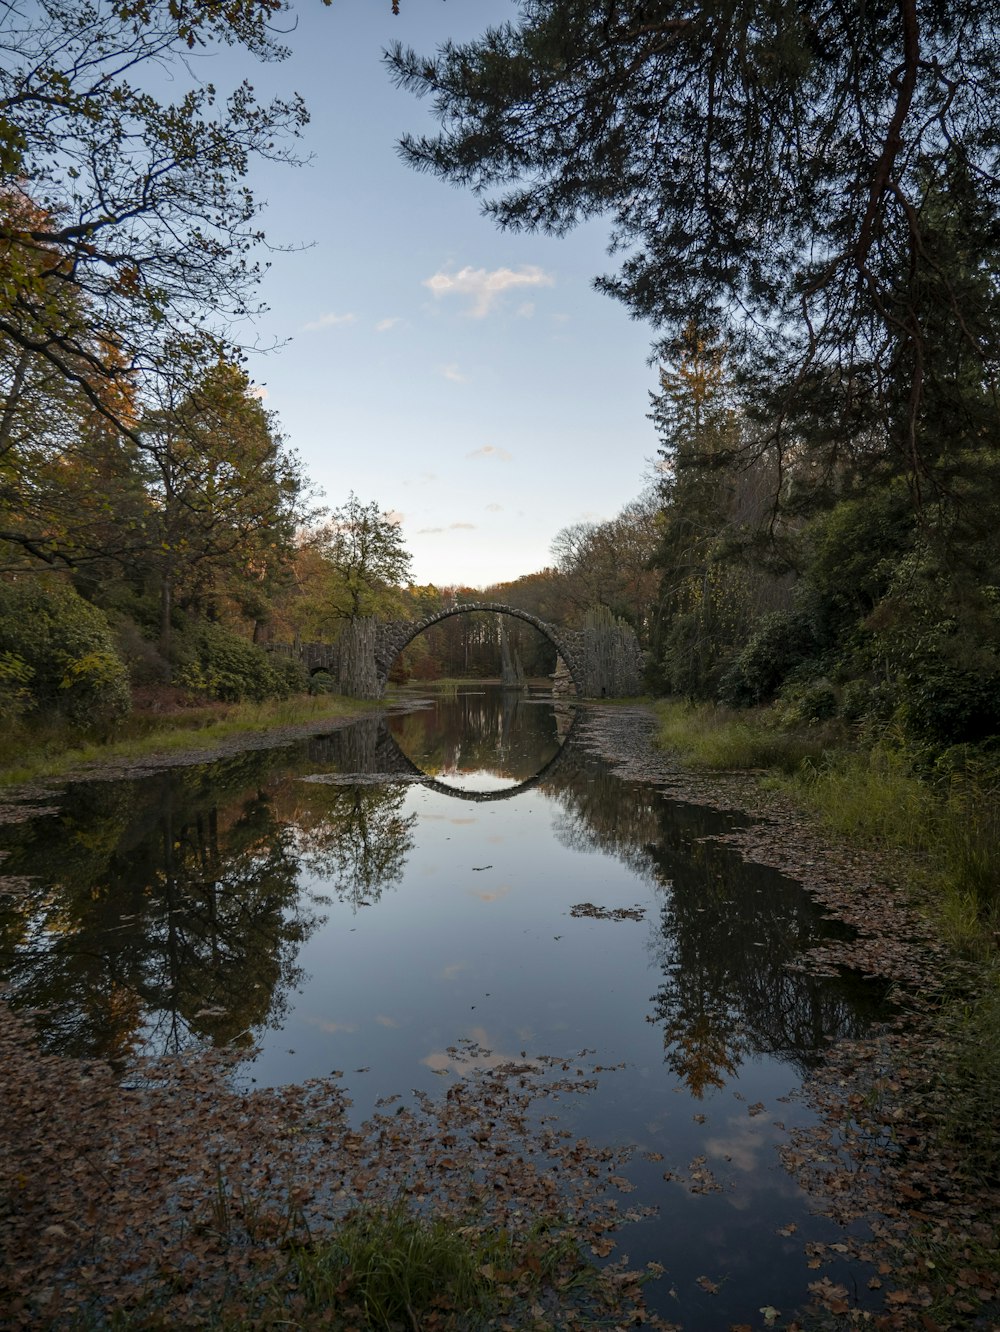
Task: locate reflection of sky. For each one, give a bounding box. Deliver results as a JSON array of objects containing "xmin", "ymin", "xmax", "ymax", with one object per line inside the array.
[
  {"xmin": 427, "ymin": 769, "xmax": 524, "ymax": 792},
  {"xmin": 254, "ymin": 770, "xmax": 869, "ymax": 1329}
]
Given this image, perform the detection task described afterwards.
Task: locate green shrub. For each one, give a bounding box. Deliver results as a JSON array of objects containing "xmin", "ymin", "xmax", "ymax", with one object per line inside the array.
[
  {"xmin": 308, "ymin": 668, "xmax": 338, "ymax": 695},
  {"xmin": 897, "ymin": 660, "xmax": 1000, "ymax": 748},
  {"xmin": 174, "ymin": 621, "xmax": 306, "ymax": 702},
  {"xmin": 107, "ymin": 610, "xmax": 171, "ymax": 686},
  {"xmin": 778, "ymin": 678, "xmax": 839, "ymax": 725},
  {"xmin": 0, "ymin": 650, "xmax": 33, "ymax": 720},
  {"xmin": 718, "ymin": 609, "xmax": 820, "ymax": 706},
  {"xmin": 0, "ymin": 578, "xmax": 131, "ymax": 726}
]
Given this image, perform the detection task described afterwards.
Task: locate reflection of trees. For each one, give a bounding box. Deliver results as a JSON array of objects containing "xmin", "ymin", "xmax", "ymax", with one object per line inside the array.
[
  {"xmin": 0, "ymin": 729, "xmax": 423, "ymax": 1060},
  {"xmin": 294, "ymin": 783, "xmax": 416, "ymax": 911},
  {"xmin": 389, "ymin": 687, "xmax": 562, "ymax": 781},
  {"xmin": 546, "ymin": 758, "xmax": 664, "ymax": 881},
  {"xmin": 0, "ymin": 761, "xmax": 318, "ymax": 1061},
  {"xmin": 540, "ymin": 739, "xmax": 888, "ymax": 1094}
]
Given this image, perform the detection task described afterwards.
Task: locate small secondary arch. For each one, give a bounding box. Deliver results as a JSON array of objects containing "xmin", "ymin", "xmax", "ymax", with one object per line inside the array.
[{"xmin": 375, "ymin": 602, "xmax": 583, "ymax": 695}]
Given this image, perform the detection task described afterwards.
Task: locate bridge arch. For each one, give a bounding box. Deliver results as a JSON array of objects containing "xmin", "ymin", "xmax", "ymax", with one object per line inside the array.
[{"xmin": 375, "ymin": 602, "xmax": 584, "ymax": 696}]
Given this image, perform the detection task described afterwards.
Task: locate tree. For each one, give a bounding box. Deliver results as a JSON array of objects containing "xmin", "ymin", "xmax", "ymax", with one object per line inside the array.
[
  {"xmin": 303, "ymin": 493, "xmax": 411, "ymax": 698},
  {"xmin": 316, "ymin": 493, "xmax": 412, "ymax": 622},
  {"xmin": 648, "ymin": 328, "xmax": 792, "ymax": 695},
  {"xmin": 139, "ymin": 363, "xmax": 305, "ymax": 653},
  {"xmin": 0, "ymin": 0, "xmax": 308, "ymax": 431},
  {"xmin": 389, "ymin": 2, "xmax": 1000, "ymax": 516},
  {"xmin": 549, "ymin": 490, "xmax": 661, "ymax": 638}
]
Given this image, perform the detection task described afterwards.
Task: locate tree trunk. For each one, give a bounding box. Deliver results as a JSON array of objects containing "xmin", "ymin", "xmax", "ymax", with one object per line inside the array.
[
  {"xmin": 159, "ymin": 574, "xmax": 173, "ymax": 658},
  {"xmin": 499, "ymin": 617, "xmax": 525, "ymax": 689},
  {"xmin": 340, "ymin": 616, "xmax": 379, "ymax": 698}
]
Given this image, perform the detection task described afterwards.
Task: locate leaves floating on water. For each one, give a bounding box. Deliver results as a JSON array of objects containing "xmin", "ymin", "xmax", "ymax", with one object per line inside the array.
[{"xmin": 570, "ymin": 901, "xmax": 647, "ymax": 921}]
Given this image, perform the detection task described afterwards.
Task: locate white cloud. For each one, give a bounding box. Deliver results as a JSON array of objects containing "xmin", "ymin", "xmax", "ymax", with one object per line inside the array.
[
  {"xmin": 440, "ymin": 362, "xmax": 467, "ymax": 383},
  {"xmin": 376, "ymin": 316, "xmax": 401, "ymax": 332},
  {"xmin": 467, "ymin": 444, "xmax": 512, "ymax": 462},
  {"xmin": 385, "ymin": 509, "xmax": 405, "ymax": 526},
  {"xmin": 302, "ymin": 311, "xmax": 356, "ymax": 332},
  {"xmin": 247, "ymin": 384, "xmax": 268, "ymax": 400},
  {"xmin": 516, "ymin": 301, "xmax": 536, "ymax": 318},
  {"xmin": 424, "ymin": 264, "xmax": 554, "ymax": 318},
  {"xmin": 485, "ymin": 502, "xmax": 503, "ymax": 512},
  {"xmin": 416, "ymin": 521, "xmax": 476, "ymax": 534}
]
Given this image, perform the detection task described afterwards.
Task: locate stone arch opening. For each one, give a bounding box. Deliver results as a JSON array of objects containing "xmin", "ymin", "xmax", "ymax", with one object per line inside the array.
[
  {"xmin": 380, "ymin": 708, "xmax": 581, "ymax": 801},
  {"xmin": 376, "ymin": 602, "xmax": 583, "ymax": 696}
]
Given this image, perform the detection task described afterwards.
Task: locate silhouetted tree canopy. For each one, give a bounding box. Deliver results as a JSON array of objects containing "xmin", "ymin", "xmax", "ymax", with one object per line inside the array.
[{"xmin": 390, "ymin": 2, "xmax": 1000, "ymax": 508}]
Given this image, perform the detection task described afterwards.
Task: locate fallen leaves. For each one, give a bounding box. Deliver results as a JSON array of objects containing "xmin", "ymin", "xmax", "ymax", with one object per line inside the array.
[
  {"xmin": 569, "ymin": 901, "xmax": 646, "ymax": 921},
  {"xmin": 0, "ymin": 1005, "xmax": 678, "ymax": 1330}
]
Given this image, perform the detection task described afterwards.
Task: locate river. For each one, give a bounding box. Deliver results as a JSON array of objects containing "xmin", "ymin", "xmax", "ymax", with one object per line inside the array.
[{"xmin": 0, "ymin": 686, "xmax": 888, "ymax": 1328}]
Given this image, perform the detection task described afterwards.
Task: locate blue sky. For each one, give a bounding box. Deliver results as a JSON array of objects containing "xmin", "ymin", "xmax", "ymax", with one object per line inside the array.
[{"xmin": 212, "ymin": 0, "xmax": 661, "ymax": 588}]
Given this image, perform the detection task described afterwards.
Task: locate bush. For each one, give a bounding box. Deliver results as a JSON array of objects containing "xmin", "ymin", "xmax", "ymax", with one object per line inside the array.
[
  {"xmin": 174, "ymin": 621, "xmax": 307, "ymax": 702},
  {"xmin": 0, "ymin": 650, "xmax": 33, "ymax": 721},
  {"xmin": 718, "ymin": 609, "xmax": 820, "ymax": 706},
  {"xmin": 778, "ymin": 678, "xmax": 839, "ymax": 725},
  {"xmin": 0, "ymin": 578, "xmax": 131, "ymax": 726},
  {"xmin": 106, "ymin": 610, "xmax": 172, "ymax": 686},
  {"xmin": 897, "ymin": 660, "xmax": 1000, "ymax": 748}
]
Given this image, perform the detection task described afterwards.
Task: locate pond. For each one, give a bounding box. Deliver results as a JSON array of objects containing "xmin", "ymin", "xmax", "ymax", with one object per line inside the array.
[{"xmin": 0, "ymin": 687, "xmax": 887, "ymax": 1328}]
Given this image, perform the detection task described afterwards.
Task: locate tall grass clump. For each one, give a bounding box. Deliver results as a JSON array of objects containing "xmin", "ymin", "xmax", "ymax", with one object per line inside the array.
[
  {"xmin": 931, "ymin": 966, "xmax": 1000, "ymax": 1185},
  {"xmin": 653, "ymin": 699, "xmax": 834, "ymax": 774},
  {"xmin": 284, "ymin": 1204, "xmax": 587, "ymax": 1331},
  {"xmin": 789, "ymin": 744, "xmax": 1000, "ymax": 953}
]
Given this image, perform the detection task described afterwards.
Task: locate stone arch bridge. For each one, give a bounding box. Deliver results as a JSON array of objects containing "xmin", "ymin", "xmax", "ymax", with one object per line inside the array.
[{"xmin": 290, "ymin": 601, "xmax": 641, "ymax": 698}]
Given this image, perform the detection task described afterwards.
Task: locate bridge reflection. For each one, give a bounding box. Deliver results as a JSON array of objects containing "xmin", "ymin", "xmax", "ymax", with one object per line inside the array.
[{"xmin": 300, "ymin": 696, "xmax": 580, "ymax": 802}]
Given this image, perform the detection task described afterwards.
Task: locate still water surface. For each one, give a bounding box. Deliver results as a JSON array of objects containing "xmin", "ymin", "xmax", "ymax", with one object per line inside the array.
[{"xmin": 0, "ymin": 688, "xmax": 885, "ymax": 1327}]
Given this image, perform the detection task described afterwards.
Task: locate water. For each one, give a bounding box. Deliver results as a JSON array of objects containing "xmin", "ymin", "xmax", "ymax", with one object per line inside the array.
[{"xmin": 0, "ymin": 687, "xmax": 886, "ymax": 1327}]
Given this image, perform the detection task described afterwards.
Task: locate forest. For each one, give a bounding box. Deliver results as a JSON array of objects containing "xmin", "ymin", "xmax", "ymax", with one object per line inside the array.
[{"xmin": 2, "ymin": 0, "xmax": 998, "ymax": 915}]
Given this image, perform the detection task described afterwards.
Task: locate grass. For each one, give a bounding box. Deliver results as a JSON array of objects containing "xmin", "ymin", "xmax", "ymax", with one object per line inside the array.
[
  {"xmin": 68, "ymin": 1202, "xmax": 611, "ymax": 1331},
  {"xmin": 393, "ymin": 678, "xmax": 503, "ymax": 697},
  {"xmin": 652, "ymin": 698, "xmax": 1000, "ymax": 953},
  {"xmin": 0, "ymin": 692, "xmax": 379, "ymax": 787},
  {"xmin": 281, "ymin": 1204, "xmax": 591, "ymax": 1331},
  {"xmin": 790, "ymin": 745, "xmax": 1000, "ymax": 952},
  {"xmin": 652, "ymin": 698, "xmax": 836, "ymax": 773}
]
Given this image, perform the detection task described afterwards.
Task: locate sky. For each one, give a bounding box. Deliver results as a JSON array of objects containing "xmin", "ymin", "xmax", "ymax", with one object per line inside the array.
[{"xmin": 206, "ymin": 0, "xmax": 662, "ymax": 589}]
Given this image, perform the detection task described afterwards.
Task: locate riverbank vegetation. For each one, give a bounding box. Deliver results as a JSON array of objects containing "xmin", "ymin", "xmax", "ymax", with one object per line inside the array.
[
  {"xmin": 652, "ymin": 702, "xmax": 1000, "ymax": 956},
  {"xmin": 0, "ymin": 691, "xmax": 377, "ymax": 787}
]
